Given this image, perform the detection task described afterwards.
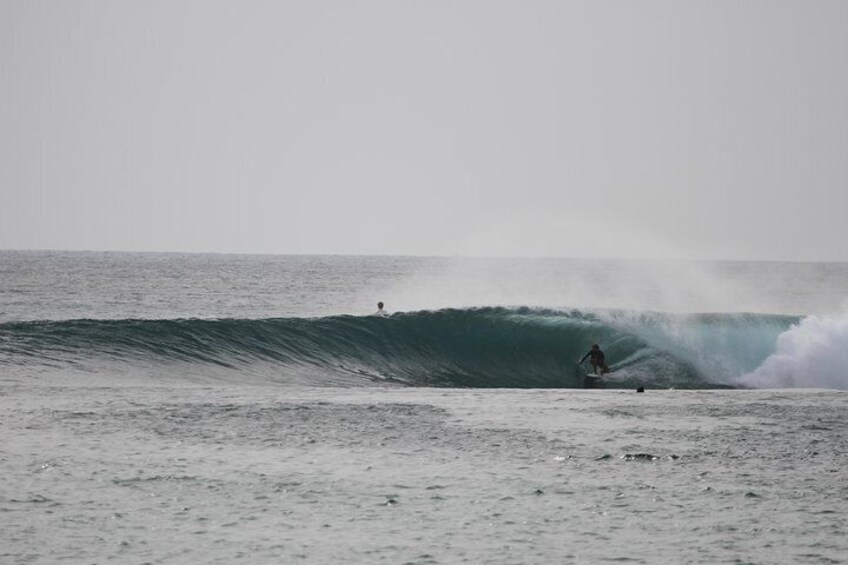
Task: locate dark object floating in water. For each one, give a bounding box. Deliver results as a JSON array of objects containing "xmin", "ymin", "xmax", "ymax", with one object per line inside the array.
[
  {"xmin": 636, "ymin": 386, "xmax": 645, "ymax": 393},
  {"xmin": 622, "ymin": 453, "xmax": 680, "ymax": 461},
  {"xmin": 623, "ymin": 453, "xmax": 659, "ymax": 461}
]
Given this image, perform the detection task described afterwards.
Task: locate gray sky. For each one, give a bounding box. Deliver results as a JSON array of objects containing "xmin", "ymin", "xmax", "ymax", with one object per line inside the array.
[{"xmin": 2, "ymin": 1, "xmax": 847, "ymax": 261}]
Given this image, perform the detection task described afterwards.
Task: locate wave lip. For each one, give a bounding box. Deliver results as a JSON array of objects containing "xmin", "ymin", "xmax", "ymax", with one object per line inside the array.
[{"xmin": 0, "ymin": 307, "xmax": 809, "ymax": 389}]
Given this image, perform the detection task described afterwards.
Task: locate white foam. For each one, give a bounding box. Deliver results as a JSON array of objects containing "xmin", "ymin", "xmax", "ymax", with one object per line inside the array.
[{"xmin": 738, "ymin": 314, "xmax": 848, "ymax": 390}]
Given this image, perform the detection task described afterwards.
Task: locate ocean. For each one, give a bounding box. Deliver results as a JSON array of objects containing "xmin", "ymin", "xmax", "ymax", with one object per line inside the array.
[{"xmin": 1, "ymin": 250, "xmax": 847, "ymax": 563}]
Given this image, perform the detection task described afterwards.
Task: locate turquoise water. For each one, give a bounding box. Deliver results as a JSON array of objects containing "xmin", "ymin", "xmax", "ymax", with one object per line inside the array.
[{"xmin": 0, "ymin": 308, "xmax": 798, "ymax": 389}]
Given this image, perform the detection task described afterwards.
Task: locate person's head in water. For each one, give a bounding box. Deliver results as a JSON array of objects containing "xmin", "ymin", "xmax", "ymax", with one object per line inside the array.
[
  {"xmin": 377, "ymin": 302, "xmax": 384, "ymax": 311},
  {"xmin": 592, "ymin": 344, "xmax": 599, "ymax": 350}
]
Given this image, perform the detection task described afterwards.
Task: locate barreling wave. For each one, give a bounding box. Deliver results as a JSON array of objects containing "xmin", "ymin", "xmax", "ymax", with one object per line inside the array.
[{"xmin": 0, "ymin": 307, "xmax": 817, "ymax": 389}]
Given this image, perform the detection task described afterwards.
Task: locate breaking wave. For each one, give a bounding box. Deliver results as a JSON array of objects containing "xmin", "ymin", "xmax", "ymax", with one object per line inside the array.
[
  {"xmin": 738, "ymin": 313, "xmax": 848, "ymax": 390},
  {"xmin": 2, "ymin": 307, "xmax": 840, "ymax": 389}
]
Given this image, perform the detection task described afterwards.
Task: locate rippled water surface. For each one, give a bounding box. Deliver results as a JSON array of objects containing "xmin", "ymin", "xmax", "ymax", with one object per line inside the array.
[{"xmin": 2, "ymin": 385, "xmax": 846, "ymax": 564}]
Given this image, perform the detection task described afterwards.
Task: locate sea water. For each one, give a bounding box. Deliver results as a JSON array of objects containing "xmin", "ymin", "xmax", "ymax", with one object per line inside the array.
[{"xmin": 1, "ymin": 251, "xmax": 847, "ymax": 564}]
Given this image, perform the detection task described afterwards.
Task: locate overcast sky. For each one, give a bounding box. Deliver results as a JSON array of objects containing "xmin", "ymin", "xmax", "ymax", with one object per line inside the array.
[{"xmin": 2, "ymin": 1, "xmax": 847, "ymax": 260}]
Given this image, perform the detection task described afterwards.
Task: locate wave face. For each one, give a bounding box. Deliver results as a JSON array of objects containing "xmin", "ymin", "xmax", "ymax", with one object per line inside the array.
[{"xmin": 0, "ymin": 307, "xmax": 809, "ymax": 389}]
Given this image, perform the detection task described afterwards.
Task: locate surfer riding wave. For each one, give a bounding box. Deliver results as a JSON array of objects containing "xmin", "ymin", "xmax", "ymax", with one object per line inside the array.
[{"xmin": 580, "ymin": 344, "xmax": 609, "ymax": 375}]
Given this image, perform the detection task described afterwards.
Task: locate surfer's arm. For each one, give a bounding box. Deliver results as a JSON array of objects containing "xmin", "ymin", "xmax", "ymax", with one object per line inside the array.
[{"xmin": 578, "ymin": 352, "xmax": 589, "ymax": 364}]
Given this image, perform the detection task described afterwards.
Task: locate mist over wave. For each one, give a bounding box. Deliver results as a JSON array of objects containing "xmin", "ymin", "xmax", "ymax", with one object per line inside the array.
[{"xmin": 3, "ymin": 307, "xmax": 831, "ymax": 389}]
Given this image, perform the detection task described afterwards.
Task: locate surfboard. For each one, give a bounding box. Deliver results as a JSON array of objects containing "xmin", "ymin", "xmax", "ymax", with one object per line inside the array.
[
  {"xmin": 573, "ymin": 363, "xmax": 605, "ymax": 388},
  {"xmin": 583, "ymin": 374, "xmax": 605, "ymax": 389}
]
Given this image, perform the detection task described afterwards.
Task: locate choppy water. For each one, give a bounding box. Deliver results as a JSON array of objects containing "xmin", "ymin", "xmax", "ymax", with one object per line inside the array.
[{"xmin": 1, "ymin": 251, "xmax": 847, "ymax": 563}]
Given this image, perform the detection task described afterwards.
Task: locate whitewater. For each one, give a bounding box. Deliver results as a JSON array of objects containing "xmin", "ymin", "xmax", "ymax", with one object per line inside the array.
[{"xmin": 1, "ymin": 251, "xmax": 847, "ymax": 564}]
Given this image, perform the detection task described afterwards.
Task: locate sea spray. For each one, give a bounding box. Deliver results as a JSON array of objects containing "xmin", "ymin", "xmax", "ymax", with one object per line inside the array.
[{"xmin": 739, "ymin": 313, "xmax": 848, "ymax": 390}]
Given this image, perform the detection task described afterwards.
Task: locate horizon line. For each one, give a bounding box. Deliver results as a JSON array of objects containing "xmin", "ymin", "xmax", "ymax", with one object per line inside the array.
[{"xmin": 1, "ymin": 246, "xmax": 845, "ymax": 265}]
